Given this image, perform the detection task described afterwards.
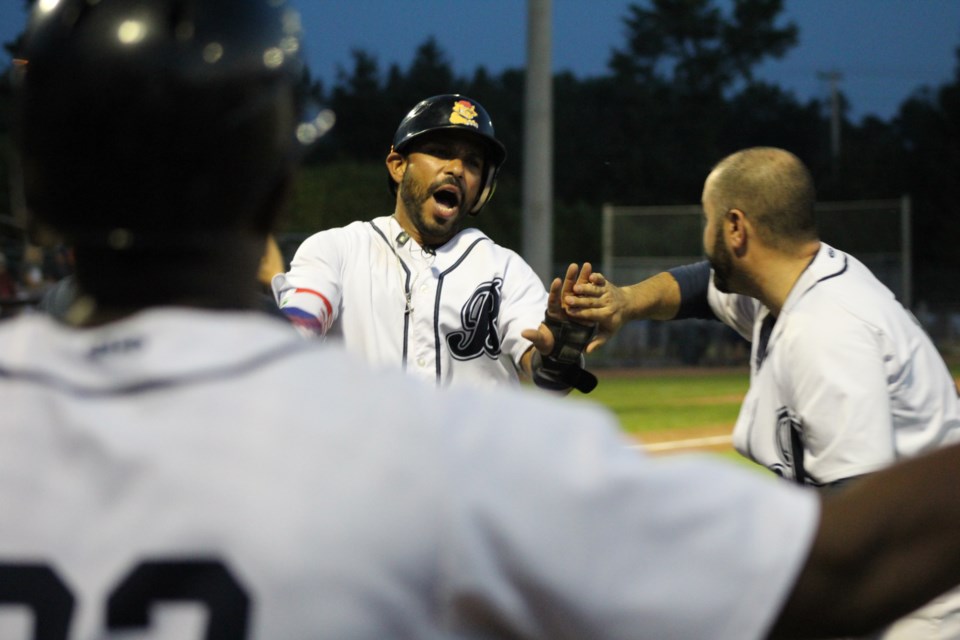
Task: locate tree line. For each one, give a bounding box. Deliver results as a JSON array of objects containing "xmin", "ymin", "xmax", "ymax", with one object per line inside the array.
[{"xmin": 2, "ymin": 0, "xmax": 959, "ymax": 307}]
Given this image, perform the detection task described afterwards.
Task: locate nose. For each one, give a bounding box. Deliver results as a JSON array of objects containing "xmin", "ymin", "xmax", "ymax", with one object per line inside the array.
[{"xmin": 443, "ymin": 156, "xmax": 465, "ymax": 177}]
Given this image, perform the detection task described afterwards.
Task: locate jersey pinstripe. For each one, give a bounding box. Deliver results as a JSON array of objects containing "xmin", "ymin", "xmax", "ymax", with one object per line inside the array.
[{"xmin": 272, "ymin": 216, "xmax": 548, "ymax": 388}]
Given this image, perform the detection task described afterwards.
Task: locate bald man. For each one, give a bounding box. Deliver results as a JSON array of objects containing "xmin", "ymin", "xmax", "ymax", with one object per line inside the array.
[{"xmin": 562, "ymin": 147, "xmax": 960, "ymax": 639}]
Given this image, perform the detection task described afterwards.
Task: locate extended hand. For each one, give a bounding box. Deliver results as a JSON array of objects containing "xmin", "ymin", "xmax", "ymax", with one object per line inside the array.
[
  {"xmin": 521, "ymin": 263, "xmax": 593, "ymax": 354},
  {"xmin": 520, "ymin": 264, "xmax": 599, "ymax": 393},
  {"xmin": 560, "ymin": 262, "xmax": 629, "ymax": 354}
]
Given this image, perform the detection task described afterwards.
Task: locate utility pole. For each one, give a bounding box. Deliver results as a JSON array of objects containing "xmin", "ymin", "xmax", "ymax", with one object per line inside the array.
[
  {"xmin": 818, "ymin": 70, "xmax": 843, "ymax": 178},
  {"xmin": 522, "ymin": 0, "xmax": 553, "ymax": 283}
]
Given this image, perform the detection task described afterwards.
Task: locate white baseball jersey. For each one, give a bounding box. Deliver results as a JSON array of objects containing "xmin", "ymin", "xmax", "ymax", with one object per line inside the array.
[
  {"xmin": 272, "ymin": 215, "xmax": 548, "ymax": 388},
  {"xmin": 708, "ymin": 243, "xmax": 960, "ymax": 485},
  {"xmin": 708, "ymin": 242, "xmax": 960, "ymax": 639},
  {"xmin": 0, "ymin": 308, "xmax": 819, "ymax": 639}
]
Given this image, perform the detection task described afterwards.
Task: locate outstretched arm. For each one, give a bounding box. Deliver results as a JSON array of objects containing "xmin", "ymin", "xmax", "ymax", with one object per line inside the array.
[
  {"xmin": 561, "ymin": 263, "xmax": 684, "ymax": 353},
  {"xmin": 770, "ymin": 443, "xmax": 960, "ymax": 638},
  {"xmin": 272, "ymin": 273, "xmax": 334, "ymax": 338},
  {"xmin": 520, "ymin": 263, "xmax": 586, "ymax": 355}
]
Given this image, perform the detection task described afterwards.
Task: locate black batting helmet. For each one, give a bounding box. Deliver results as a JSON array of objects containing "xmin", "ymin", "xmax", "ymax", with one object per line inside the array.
[
  {"xmin": 390, "ymin": 94, "xmax": 506, "ymax": 215},
  {"xmin": 11, "ymin": 0, "xmax": 331, "ymax": 248}
]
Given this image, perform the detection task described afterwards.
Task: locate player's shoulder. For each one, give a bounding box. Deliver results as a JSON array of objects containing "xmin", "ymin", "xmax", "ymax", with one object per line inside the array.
[
  {"xmin": 433, "ymin": 380, "xmax": 624, "ymax": 465},
  {"xmin": 263, "ymin": 348, "xmax": 623, "ymax": 479},
  {"xmin": 782, "ymin": 292, "xmax": 868, "ymax": 342},
  {"xmin": 0, "ymin": 312, "xmax": 56, "ymax": 359},
  {"xmin": 793, "ymin": 272, "xmax": 899, "ymax": 331},
  {"xmin": 801, "ymin": 246, "xmax": 891, "ymax": 299},
  {"xmin": 787, "ymin": 245, "xmax": 896, "ymax": 317},
  {"xmin": 447, "ymin": 227, "xmax": 532, "ymax": 264},
  {"xmin": 777, "ymin": 289, "xmax": 894, "ymax": 368},
  {"xmin": 448, "ymin": 225, "xmax": 492, "ymax": 248},
  {"xmin": 318, "ymin": 217, "xmax": 384, "ymax": 239},
  {"xmin": 294, "ymin": 216, "xmax": 391, "ymax": 253}
]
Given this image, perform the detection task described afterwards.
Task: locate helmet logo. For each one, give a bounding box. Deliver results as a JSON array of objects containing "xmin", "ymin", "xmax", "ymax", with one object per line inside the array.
[{"xmin": 449, "ymin": 100, "xmax": 480, "ymax": 129}]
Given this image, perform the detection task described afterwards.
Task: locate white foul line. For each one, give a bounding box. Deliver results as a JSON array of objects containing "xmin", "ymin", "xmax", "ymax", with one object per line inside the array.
[{"xmin": 631, "ymin": 434, "xmax": 733, "ymax": 453}]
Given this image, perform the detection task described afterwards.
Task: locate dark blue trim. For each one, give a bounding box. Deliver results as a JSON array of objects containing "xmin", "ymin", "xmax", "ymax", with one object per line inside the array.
[
  {"xmin": 0, "ymin": 339, "xmax": 313, "ymax": 398},
  {"xmin": 793, "ymin": 252, "xmax": 848, "ymax": 303},
  {"xmin": 668, "ymin": 261, "xmax": 716, "ymax": 320},
  {"xmin": 815, "ymin": 254, "xmax": 848, "ymax": 284},
  {"xmin": 755, "ymin": 312, "xmax": 776, "ymax": 370},
  {"xmin": 434, "ymin": 237, "xmax": 489, "ymax": 384},
  {"xmin": 370, "ymin": 221, "xmax": 412, "ymax": 370}
]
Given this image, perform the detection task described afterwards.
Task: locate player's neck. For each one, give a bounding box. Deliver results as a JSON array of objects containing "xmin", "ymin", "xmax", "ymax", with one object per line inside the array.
[
  {"xmin": 754, "ymin": 241, "xmax": 821, "ymax": 316},
  {"xmin": 391, "ymin": 211, "xmax": 459, "ymax": 253},
  {"xmin": 68, "ymin": 238, "xmax": 264, "ymax": 326},
  {"xmin": 391, "ymin": 211, "xmax": 420, "ymax": 246}
]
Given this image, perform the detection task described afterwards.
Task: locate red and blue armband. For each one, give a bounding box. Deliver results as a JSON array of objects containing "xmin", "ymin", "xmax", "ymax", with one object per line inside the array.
[{"xmin": 273, "ymin": 277, "xmax": 333, "ymax": 338}]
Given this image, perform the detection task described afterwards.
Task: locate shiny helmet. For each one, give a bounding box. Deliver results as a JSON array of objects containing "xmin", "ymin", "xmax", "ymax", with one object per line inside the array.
[
  {"xmin": 390, "ymin": 94, "xmax": 506, "ymax": 215},
  {"xmin": 10, "ymin": 0, "xmax": 332, "ymax": 247}
]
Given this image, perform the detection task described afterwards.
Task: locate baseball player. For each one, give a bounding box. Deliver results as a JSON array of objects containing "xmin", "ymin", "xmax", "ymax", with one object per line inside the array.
[
  {"xmin": 12, "ymin": 2, "xmax": 960, "ymax": 639},
  {"xmin": 562, "ymin": 146, "xmax": 960, "ymax": 638},
  {"xmin": 272, "ymin": 94, "xmax": 596, "ymax": 392}
]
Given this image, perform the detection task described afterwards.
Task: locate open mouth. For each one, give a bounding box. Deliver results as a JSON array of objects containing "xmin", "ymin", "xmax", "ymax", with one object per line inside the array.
[{"xmin": 432, "ymin": 185, "xmax": 462, "ymax": 214}]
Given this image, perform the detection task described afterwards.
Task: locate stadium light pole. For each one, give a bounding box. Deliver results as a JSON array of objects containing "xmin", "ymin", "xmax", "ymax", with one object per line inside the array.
[
  {"xmin": 818, "ymin": 70, "xmax": 843, "ymax": 179},
  {"xmin": 522, "ymin": 0, "xmax": 553, "ymax": 284}
]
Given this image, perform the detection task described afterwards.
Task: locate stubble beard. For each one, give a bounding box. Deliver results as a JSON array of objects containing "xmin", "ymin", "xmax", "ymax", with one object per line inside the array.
[
  {"xmin": 708, "ymin": 223, "xmax": 734, "ymax": 294},
  {"xmin": 399, "ymin": 171, "xmax": 468, "ymax": 248}
]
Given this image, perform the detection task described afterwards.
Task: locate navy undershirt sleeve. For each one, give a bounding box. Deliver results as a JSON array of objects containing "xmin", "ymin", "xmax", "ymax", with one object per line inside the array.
[{"xmin": 667, "ymin": 261, "xmax": 716, "ymax": 320}]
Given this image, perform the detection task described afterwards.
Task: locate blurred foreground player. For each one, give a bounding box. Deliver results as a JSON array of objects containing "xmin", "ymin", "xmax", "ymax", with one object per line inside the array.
[{"xmin": 7, "ymin": 1, "xmax": 960, "ymax": 638}]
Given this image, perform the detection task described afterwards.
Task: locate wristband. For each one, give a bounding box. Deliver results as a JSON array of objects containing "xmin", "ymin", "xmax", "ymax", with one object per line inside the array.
[{"xmin": 531, "ymin": 316, "xmax": 598, "ymax": 393}]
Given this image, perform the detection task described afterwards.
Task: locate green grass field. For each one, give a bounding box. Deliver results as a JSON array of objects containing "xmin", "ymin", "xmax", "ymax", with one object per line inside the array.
[
  {"xmin": 580, "ymin": 363, "xmax": 960, "ymax": 469},
  {"xmin": 587, "ymin": 363, "xmax": 960, "ymax": 437},
  {"xmin": 589, "ymin": 368, "xmax": 749, "ymax": 436}
]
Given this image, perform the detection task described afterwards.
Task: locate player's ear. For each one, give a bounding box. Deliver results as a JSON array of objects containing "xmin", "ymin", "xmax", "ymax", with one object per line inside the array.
[
  {"xmin": 385, "ymin": 146, "xmax": 406, "ymax": 185},
  {"xmin": 726, "ymin": 208, "xmax": 748, "ymax": 251}
]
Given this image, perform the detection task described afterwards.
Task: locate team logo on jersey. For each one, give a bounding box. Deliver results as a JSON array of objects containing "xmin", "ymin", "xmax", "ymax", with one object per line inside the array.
[
  {"xmin": 449, "ymin": 100, "xmax": 480, "ymax": 129},
  {"xmin": 447, "ymin": 278, "xmax": 503, "ymax": 360},
  {"xmin": 774, "ymin": 405, "xmax": 803, "ymax": 476}
]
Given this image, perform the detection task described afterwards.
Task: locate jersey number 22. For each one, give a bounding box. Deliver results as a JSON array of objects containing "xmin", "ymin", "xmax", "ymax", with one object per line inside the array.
[{"xmin": 0, "ymin": 558, "xmax": 248, "ymax": 639}]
